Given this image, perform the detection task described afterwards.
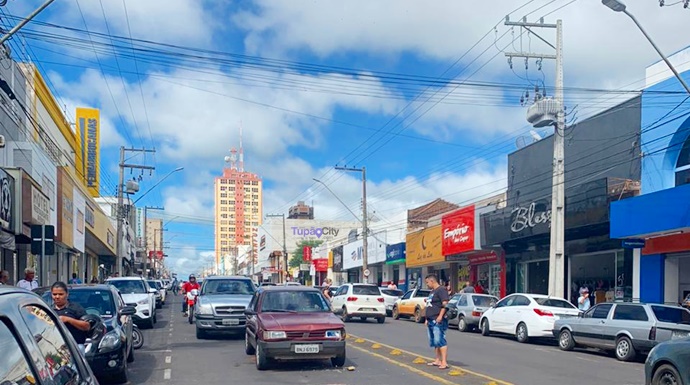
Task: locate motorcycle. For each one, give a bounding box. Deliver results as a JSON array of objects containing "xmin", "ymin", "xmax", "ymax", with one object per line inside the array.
[
  {"xmin": 132, "ymin": 324, "xmax": 144, "ymax": 350},
  {"xmin": 186, "ymin": 289, "xmax": 199, "ymax": 324}
]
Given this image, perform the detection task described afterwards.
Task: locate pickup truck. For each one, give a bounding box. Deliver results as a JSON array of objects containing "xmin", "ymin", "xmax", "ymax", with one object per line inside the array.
[{"xmin": 392, "ymin": 288, "xmax": 431, "ymax": 323}]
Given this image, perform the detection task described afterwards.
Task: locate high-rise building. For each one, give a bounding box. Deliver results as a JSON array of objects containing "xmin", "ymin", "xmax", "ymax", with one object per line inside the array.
[
  {"xmin": 214, "ymin": 131, "xmax": 262, "ymax": 271},
  {"xmin": 288, "ymin": 201, "xmax": 314, "ymax": 219}
]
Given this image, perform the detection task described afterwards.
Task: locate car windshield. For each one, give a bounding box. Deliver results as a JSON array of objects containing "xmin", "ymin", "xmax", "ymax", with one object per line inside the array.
[
  {"xmin": 42, "ymin": 289, "xmax": 115, "ymax": 318},
  {"xmin": 202, "ymin": 279, "xmax": 255, "ymax": 295},
  {"xmin": 381, "ymin": 289, "xmax": 404, "ymax": 297},
  {"xmin": 260, "ymin": 291, "xmax": 330, "ymax": 313},
  {"xmin": 147, "ymin": 281, "xmax": 160, "ymax": 289},
  {"xmin": 534, "ymin": 298, "xmax": 577, "ymax": 309},
  {"xmin": 652, "ymin": 305, "xmax": 690, "ymax": 324},
  {"xmin": 472, "ymin": 295, "xmax": 498, "ymax": 307},
  {"xmin": 352, "ymin": 285, "xmax": 381, "ymax": 296},
  {"xmin": 109, "ymin": 280, "xmax": 147, "ymax": 294}
]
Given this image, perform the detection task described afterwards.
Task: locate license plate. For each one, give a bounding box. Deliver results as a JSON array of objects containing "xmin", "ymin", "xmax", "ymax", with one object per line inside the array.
[
  {"xmin": 222, "ymin": 318, "xmax": 239, "ymax": 326},
  {"xmin": 672, "ymin": 330, "xmax": 690, "ymax": 340},
  {"xmin": 294, "ymin": 344, "xmax": 320, "ymax": 354}
]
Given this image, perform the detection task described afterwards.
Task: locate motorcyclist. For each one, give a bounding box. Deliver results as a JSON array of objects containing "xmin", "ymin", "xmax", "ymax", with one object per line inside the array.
[{"xmin": 181, "ymin": 274, "xmax": 200, "ymax": 316}]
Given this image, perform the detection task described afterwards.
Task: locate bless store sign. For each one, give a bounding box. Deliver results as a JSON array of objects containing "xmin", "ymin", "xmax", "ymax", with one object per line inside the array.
[{"xmin": 442, "ymin": 205, "xmax": 476, "ymax": 255}]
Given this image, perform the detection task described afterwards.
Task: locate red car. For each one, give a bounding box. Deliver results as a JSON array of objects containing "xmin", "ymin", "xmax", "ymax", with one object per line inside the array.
[{"xmin": 244, "ymin": 286, "xmax": 347, "ymax": 370}]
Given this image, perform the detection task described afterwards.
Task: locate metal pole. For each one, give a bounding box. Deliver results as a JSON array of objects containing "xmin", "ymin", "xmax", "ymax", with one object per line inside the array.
[
  {"xmin": 0, "ymin": 0, "xmax": 55, "ymax": 45},
  {"xmin": 548, "ymin": 20, "xmax": 565, "ymax": 298},
  {"xmin": 623, "ymin": 10, "xmax": 690, "ymax": 95},
  {"xmin": 361, "ymin": 167, "xmax": 369, "ymax": 284},
  {"xmin": 282, "ymin": 214, "xmax": 287, "ymax": 283},
  {"xmin": 116, "ymin": 146, "xmax": 125, "ymax": 276}
]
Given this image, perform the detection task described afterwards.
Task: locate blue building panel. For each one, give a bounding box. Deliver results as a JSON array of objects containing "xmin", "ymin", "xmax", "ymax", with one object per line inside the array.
[
  {"xmin": 640, "ymin": 254, "xmax": 664, "ymax": 304},
  {"xmin": 610, "ymin": 182, "xmax": 690, "ymax": 238}
]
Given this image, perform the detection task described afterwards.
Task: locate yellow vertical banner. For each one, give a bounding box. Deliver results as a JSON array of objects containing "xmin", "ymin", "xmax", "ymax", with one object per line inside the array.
[{"xmin": 75, "ymin": 108, "xmax": 100, "ymax": 197}]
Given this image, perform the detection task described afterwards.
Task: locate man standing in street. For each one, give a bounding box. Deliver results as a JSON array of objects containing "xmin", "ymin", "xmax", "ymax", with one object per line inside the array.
[
  {"xmin": 424, "ymin": 274, "xmax": 450, "ymax": 370},
  {"xmin": 17, "ymin": 268, "xmax": 38, "ymax": 291}
]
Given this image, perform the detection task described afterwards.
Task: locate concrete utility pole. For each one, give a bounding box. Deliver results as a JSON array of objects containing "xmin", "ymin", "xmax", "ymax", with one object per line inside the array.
[
  {"xmin": 117, "ymin": 146, "xmax": 155, "ymax": 276},
  {"xmin": 505, "ymin": 18, "xmax": 565, "ymax": 298},
  {"xmin": 266, "ymin": 213, "xmax": 287, "ymax": 283},
  {"xmin": 142, "ymin": 206, "xmax": 163, "ymax": 277},
  {"xmin": 335, "ymin": 166, "xmax": 369, "ymax": 284},
  {"xmin": 0, "ymin": 0, "xmax": 55, "ymax": 45}
]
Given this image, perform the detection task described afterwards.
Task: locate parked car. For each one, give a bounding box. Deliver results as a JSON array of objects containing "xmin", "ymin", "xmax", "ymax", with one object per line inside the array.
[
  {"xmin": 147, "ymin": 279, "xmax": 166, "ymax": 307},
  {"xmin": 645, "ymin": 337, "xmax": 690, "ymax": 385},
  {"xmin": 392, "ymin": 288, "xmax": 431, "ymax": 323},
  {"xmin": 448, "ymin": 293, "xmax": 498, "ymax": 332},
  {"xmin": 380, "ymin": 288, "xmax": 404, "ymax": 316},
  {"xmin": 35, "ymin": 284, "xmax": 137, "ymax": 383},
  {"xmin": 107, "ymin": 276, "xmax": 158, "ymax": 328},
  {"xmin": 314, "ymin": 285, "xmax": 339, "ymax": 298},
  {"xmin": 330, "ymin": 283, "xmax": 386, "ymax": 323},
  {"xmin": 194, "ymin": 275, "xmax": 256, "ymax": 339},
  {"xmin": 244, "ymin": 285, "xmax": 346, "ymax": 370},
  {"xmin": 0, "ymin": 286, "xmax": 99, "ymax": 385},
  {"xmin": 554, "ymin": 302, "xmax": 690, "ymax": 361},
  {"xmin": 682, "ymin": 293, "xmax": 690, "ymax": 309},
  {"xmin": 480, "ymin": 293, "xmax": 581, "ymax": 343}
]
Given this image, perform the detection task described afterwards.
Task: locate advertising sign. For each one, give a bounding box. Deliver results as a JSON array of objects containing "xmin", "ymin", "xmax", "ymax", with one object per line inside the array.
[
  {"xmin": 313, "ymin": 258, "xmax": 329, "ymax": 272},
  {"xmin": 57, "ymin": 169, "xmax": 74, "ymax": 247},
  {"xmin": 406, "ymin": 225, "xmax": 443, "ymax": 268},
  {"xmin": 76, "ymin": 108, "xmax": 100, "ymax": 197},
  {"xmin": 0, "ymin": 168, "xmax": 14, "ymax": 232},
  {"xmin": 291, "ymin": 225, "xmax": 340, "ymax": 239},
  {"xmin": 136, "ymin": 208, "xmax": 145, "ymax": 247},
  {"xmin": 260, "ymin": 235, "xmax": 266, "ymax": 250},
  {"xmin": 385, "ymin": 242, "xmax": 406, "ymax": 264},
  {"xmin": 442, "ymin": 205, "xmax": 476, "ymax": 256},
  {"xmin": 332, "ymin": 245, "xmax": 343, "ymax": 272},
  {"xmin": 303, "ymin": 246, "xmax": 312, "ymax": 262},
  {"xmin": 72, "ymin": 187, "xmax": 86, "ymax": 253},
  {"xmin": 342, "ymin": 231, "xmax": 387, "ymax": 270}
]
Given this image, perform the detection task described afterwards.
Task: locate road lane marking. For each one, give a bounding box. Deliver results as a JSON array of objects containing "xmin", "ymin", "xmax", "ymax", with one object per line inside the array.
[
  {"xmin": 165, "ymin": 356, "xmax": 172, "ymax": 364},
  {"xmin": 348, "ymin": 343, "xmax": 461, "ymax": 385},
  {"xmin": 137, "ymin": 349, "xmax": 172, "ymax": 353},
  {"xmin": 163, "ymin": 368, "xmax": 171, "ymax": 380},
  {"xmin": 348, "ymin": 333, "xmax": 514, "ymax": 385}
]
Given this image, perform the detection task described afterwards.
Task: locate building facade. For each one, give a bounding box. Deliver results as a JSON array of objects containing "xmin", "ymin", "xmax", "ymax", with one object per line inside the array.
[{"xmin": 288, "ymin": 201, "xmax": 314, "ymax": 219}]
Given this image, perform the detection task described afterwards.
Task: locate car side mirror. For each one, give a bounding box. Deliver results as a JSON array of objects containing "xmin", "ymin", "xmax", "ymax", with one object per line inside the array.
[
  {"xmin": 578, "ymin": 312, "xmax": 583, "ymax": 318},
  {"xmin": 244, "ymin": 309, "xmax": 256, "ymax": 316},
  {"xmin": 120, "ymin": 306, "xmax": 136, "ymax": 316},
  {"xmin": 148, "ymin": 288, "xmax": 157, "ymax": 294}
]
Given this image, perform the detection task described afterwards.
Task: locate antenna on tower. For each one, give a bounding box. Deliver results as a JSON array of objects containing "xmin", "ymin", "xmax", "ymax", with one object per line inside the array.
[{"xmin": 239, "ymin": 121, "xmax": 244, "ymax": 172}]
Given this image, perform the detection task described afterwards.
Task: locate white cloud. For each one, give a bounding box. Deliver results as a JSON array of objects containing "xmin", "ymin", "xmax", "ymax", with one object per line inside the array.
[{"xmin": 168, "ymin": 249, "xmax": 215, "ymax": 277}]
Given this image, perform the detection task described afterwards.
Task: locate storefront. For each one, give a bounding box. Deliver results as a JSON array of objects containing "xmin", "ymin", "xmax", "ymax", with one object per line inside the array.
[
  {"xmin": 56, "ymin": 167, "xmax": 79, "ymax": 284},
  {"xmin": 85, "ymin": 199, "xmax": 116, "ymax": 283},
  {"xmin": 0, "ymin": 168, "xmax": 17, "ymax": 283},
  {"xmin": 342, "ymin": 230, "xmax": 387, "ymax": 285},
  {"xmin": 330, "ymin": 245, "xmax": 345, "ymax": 285},
  {"xmin": 385, "ymin": 242, "xmax": 406, "ymax": 291},
  {"xmin": 405, "ymin": 225, "xmax": 445, "ymax": 290}
]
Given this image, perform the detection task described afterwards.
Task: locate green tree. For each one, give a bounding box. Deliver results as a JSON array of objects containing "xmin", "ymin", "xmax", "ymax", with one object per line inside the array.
[{"xmin": 289, "ymin": 239, "xmax": 323, "ymax": 268}]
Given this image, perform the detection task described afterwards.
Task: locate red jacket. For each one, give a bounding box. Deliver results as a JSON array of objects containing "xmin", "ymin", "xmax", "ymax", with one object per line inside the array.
[{"xmin": 182, "ymin": 281, "xmax": 200, "ymax": 294}]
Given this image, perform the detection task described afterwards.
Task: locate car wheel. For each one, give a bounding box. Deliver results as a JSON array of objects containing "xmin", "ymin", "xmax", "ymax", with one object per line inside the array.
[
  {"xmin": 377, "ymin": 317, "xmax": 385, "ymax": 324},
  {"xmin": 127, "ymin": 344, "xmax": 134, "ymax": 363},
  {"xmin": 196, "ymin": 327, "xmax": 206, "ymax": 340},
  {"xmin": 255, "ymin": 343, "xmax": 269, "ymax": 370},
  {"xmin": 392, "ymin": 306, "xmax": 400, "ymax": 320},
  {"xmin": 457, "ymin": 316, "xmax": 468, "ymax": 332},
  {"xmin": 558, "ymin": 329, "xmax": 575, "ymax": 351},
  {"xmin": 360, "ymin": 317, "xmax": 368, "ymax": 321},
  {"xmin": 480, "ymin": 319, "xmax": 491, "ymax": 336},
  {"xmin": 615, "ymin": 336, "xmax": 636, "ymax": 361},
  {"xmin": 132, "ymin": 327, "xmax": 143, "ymax": 349},
  {"xmin": 245, "ymin": 332, "xmax": 255, "ymax": 355},
  {"xmin": 331, "ymin": 349, "xmax": 346, "ymax": 367},
  {"xmin": 516, "ymin": 322, "xmax": 529, "ymax": 343},
  {"xmin": 341, "ymin": 307, "xmax": 350, "ymax": 322},
  {"xmin": 112, "ymin": 360, "xmax": 128, "ymax": 384},
  {"xmin": 652, "ymin": 364, "xmax": 682, "ymax": 385},
  {"xmin": 414, "ymin": 308, "xmax": 423, "ymax": 323}
]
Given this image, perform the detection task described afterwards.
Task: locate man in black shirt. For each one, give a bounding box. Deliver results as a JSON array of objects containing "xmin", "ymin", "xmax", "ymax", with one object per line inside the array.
[
  {"xmin": 51, "ymin": 281, "xmax": 90, "ymax": 344},
  {"xmin": 424, "ymin": 274, "xmax": 450, "ymax": 370}
]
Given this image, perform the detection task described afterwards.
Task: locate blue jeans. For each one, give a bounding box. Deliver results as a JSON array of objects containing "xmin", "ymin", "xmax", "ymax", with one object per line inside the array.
[{"xmin": 427, "ymin": 318, "xmax": 448, "ymax": 348}]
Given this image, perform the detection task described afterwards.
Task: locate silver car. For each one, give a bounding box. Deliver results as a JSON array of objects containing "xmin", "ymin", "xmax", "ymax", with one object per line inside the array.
[
  {"xmin": 553, "ymin": 302, "xmax": 690, "ymax": 361},
  {"xmin": 194, "ymin": 276, "xmax": 256, "ymax": 339},
  {"xmin": 448, "ymin": 293, "xmax": 498, "ymax": 332}
]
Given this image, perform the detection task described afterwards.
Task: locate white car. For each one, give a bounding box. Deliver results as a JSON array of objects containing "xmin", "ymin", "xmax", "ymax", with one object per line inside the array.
[
  {"xmin": 330, "ymin": 283, "xmax": 386, "ymax": 324},
  {"xmin": 147, "ymin": 279, "xmax": 167, "ymax": 306},
  {"xmin": 479, "ymin": 293, "xmax": 581, "ymax": 343},
  {"xmin": 380, "ymin": 288, "xmax": 404, "ymax": 316},
  {"xmin": 107, "ymin": 277, "xmax": 158, "ymax": 329}
]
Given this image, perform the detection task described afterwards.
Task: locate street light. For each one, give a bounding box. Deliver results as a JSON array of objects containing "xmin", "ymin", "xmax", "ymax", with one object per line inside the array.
[
  {"xmin": 132, "ymin": 167, "xmax": 184, "ymax": 205},
  {"xmin": 602, "ymin": 0, "xmax": 690, "ymax": 94}
]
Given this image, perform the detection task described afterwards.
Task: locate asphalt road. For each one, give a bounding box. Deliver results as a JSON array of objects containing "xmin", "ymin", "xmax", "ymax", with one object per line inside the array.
[{"xmin": 125, "ymin": 296, "xmax": 646, "ymax": 385}]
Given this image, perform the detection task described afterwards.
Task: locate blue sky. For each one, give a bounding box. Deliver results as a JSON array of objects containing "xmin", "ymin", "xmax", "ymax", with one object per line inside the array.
[{"xmin": 5, "ymin": 0, "xmax": 688, "ymax": 276}]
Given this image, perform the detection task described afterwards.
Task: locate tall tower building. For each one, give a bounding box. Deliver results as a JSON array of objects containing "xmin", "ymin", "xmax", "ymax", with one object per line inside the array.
[{"xmin": 214, "ymin": 126, "xmax": 262, "ymax": 271}]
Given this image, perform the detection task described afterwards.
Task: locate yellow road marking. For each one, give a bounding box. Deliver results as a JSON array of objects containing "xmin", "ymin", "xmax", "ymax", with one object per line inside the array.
[
  {"xmin": 348, "ymin": 333, "xmax": 514, "ymax": 385},
  {"xmin": 349, "ymin": 343, "xmax": 462, "ymax": 385}
]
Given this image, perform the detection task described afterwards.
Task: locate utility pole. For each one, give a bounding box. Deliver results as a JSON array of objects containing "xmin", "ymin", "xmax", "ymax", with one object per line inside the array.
[
  {"xmin": 117, "ymin": 146, "xmax": 155, "ymax": 276},
  {"xmin": 335, "ymin": 166, "xmax": 368, "ymax": 283},
  {"xmin": 142, "ymin": 206, "xmax": 163, "ymax": 277},
  {"xmin": 505, "ymin": 17, "xmax": 565, "ymax": 298},
  {"xmin": 266, "ymin": 214, "xmax": 287, "ymax": 283}
]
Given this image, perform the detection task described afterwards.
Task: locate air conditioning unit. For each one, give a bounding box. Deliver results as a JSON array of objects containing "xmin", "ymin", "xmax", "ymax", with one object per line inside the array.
[{"xmin": 0, "ymin": 134, "xmax": 5, "ymax": 148}]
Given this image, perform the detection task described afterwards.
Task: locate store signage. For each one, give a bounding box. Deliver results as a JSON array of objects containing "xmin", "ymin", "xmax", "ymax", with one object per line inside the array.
[
  {"xmin": 30, "ymin": 185, "xmax": 50, "ymax": 225},
  {"xmin": 303, "ymin": 246, "xmax": 312, "ymax": 262},
  {"xmin": 510, "ymin": 202, "xmax": 552, "ymax": 233},
  {"xmin": 442, "ymin": 205, "xmax": 476, "ymax": 255},
  {"xmin": 76, "ymin": 108, "xmax": 100, "ymax": 197},
  {"xmin": 313, "ymin": 258, "xmax": 329, "ymax": 272},
  {"xmin": 292, "ymin": 226, "xmax": 339, "ymax": 238},
  {"xmin": 260, "ymin": 235, "xmax": 266, "ymax": 250},
  {"xmin": 332, "ymin": 246, "xmax": 343, "ymax": 272},
  {"xmin": 466, "ymin": 251, "xmax": 499, "ymax": 265},
  {"xmin": 300, "ymin": 263, "xmax": 310, "ymax": 271},
  {"xmin": 148, "ymin": 250, "xmax": 164, "ymax": 259},
  {"xmin": 0, "ymin": 168, "xmax": 14, "ymax": 231},
  {"xmin": 385, "ymin": 242, "xmax": 406, "ymax": 264},
  {"xmin": 406, "ymin": 225, "xmax": 444, "ymax": 268},
  {"xmin": 85, "ymin": 203, "xmax": 95, "ymax": 229},
  {"xmin": 622, "ymin": 239, "xmax": 646, "ymax": 249}
]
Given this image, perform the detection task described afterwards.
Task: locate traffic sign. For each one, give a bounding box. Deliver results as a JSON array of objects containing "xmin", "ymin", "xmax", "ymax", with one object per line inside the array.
[{"xmin": 363, "ymin": 269, "xmax": 370, "ymax": 277}]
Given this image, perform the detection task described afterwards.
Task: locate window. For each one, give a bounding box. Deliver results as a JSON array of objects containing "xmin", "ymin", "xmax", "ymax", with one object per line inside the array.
[
  {"xmin": 19, "ymin": 305, "xmax": 82, "ymax": 384},
  {"xmin": 512, "ymin": 295, "xmax": 531, "ymax": 306},
  {"xmin": 676, "ymin": 133, "xmax": 690, "ymax": 186},
  {"xmin": 414, "ymin": 290, "xmax": 431, "ymax": 298},
  {"xmin": 534, "ymin": 298, "xmax": 576, "ymax": 309},
  {"xmin": 41, "ymin": 289, "xmax": 116, "ymax": 318},
  {"xmin": 381, "ymin": 289, "xmax": 404, "ymax": 297},
  {"xmin": 220, "ymin": 193, "xmax": 228, "ymax": 198},
  {"xmin": 109, "ymin": 279, "xmax": 147, "ymax": 294},
  {"xmin": 457, "ymin": 295, "xmax": 468, "ymax": 307},
  {"xmin": 352, "ymin": 285, "xmax": 380, "ymax": 296},
  {"xmin": 401, "ymin": 291, "xmax": 413, "ymax": 300},
  {"xmin": 651, "ymin": 305, "xmax": 690, "ymax": 324},
  {"xmin": 335, "ymin": 286, "xmax": 348, "ymax": 297},
  {"xmin": 202, "ymin": 279, "xmax": 255, "ymax": 295},
  {"xmin": 471, "ymin": 295, "xmax": 498, "ymax": 307},
  {"xmin": 612, "ymin": 305, "xmax": 649, "ymax": 321},
  {"xmin": 249, "ymin": 292, "xmax": 259, "ymax": 311},
  {"xmin": 584, "ymin": 304, "xmax": 612, "ymax": 319},
  {"xmin": 220, "ymin": 200, "xmax": 228, "ymax": 205},
  {"xmin": 261, "ymin": 291, "xmax": 330, "ymax": 312},
  {"xmin": 0, "ymin": 319, "xmax": 37, "ymax": 385}
]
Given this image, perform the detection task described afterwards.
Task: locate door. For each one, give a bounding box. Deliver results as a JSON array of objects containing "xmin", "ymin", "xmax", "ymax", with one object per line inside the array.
[
  {"xmin": 246, "ymin": 292, "xmax": 259, "ymax": 343},
  {"xmin": 575, "ymin": 303, "xmax": 613, "ymax": 347},
  {"xmin": 331, "ymin": 286, "xmax": 349, "ymax": 312},
  {"xmin": 489, "ymin": 295, "xmax": 514, "ymax": 333},
  {"xmin": 600, "ymin": 304, "xmax": 650, "ymax": 349},
  {"xmin": 398, "ymin": 290, "xmax": 413, "ymax": 315},
  {"xmin": 505, "ymin": 295, "xmax": 531, "ymax": 332}
]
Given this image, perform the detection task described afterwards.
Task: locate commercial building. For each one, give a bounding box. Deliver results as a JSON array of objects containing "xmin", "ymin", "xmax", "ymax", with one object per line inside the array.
[
  {"xmin": 288, "ymin": 201, "xmax": 314, "ymax": 219},
  {"xmin": 611, "ymin": 48, "xmax": 690, "ymax": 305},
  {"xmin": 214, "ymin": 142, "xmax": 262, "ymax": 270}
]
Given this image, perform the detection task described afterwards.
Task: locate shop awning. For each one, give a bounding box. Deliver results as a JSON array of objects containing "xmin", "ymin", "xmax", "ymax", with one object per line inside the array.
[{"xmin": 610, "ymin": 183, "xmax": 690, "ymax": 239}]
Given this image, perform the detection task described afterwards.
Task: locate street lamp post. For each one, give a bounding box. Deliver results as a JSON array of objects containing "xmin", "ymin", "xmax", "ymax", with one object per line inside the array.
[
  {"xmin": 334, "ymin": 166, "xmax": 369, "ymax": 283},
  {"xmin": 602, "ymin": 0, "xmax": 690, "ymax": 94}
]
